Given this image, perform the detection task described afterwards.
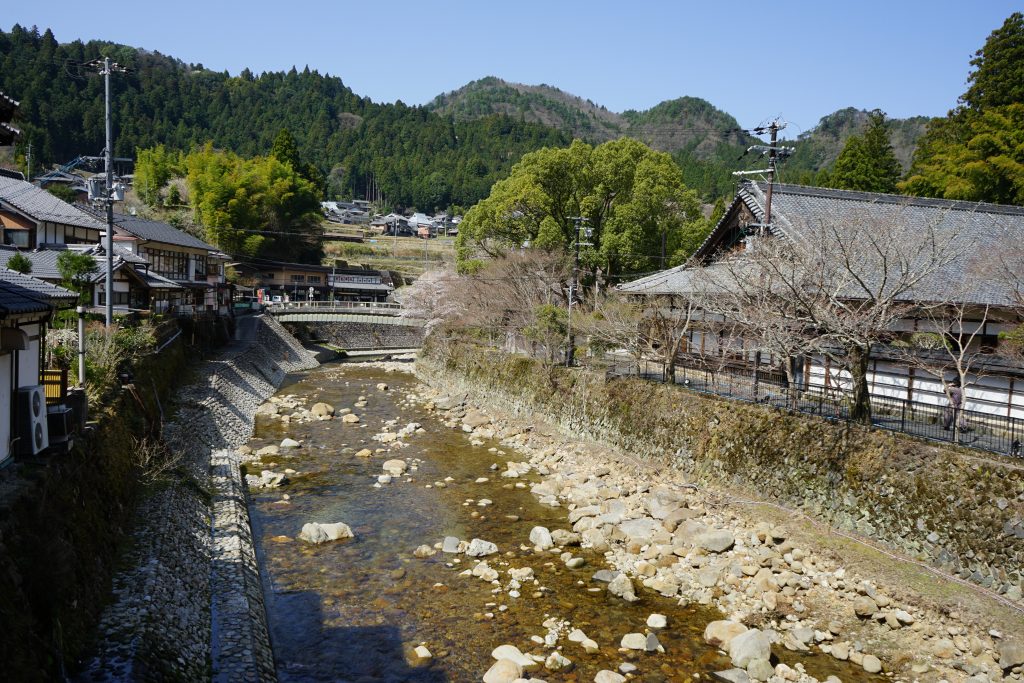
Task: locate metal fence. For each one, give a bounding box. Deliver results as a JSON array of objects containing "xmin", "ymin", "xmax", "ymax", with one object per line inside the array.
[{"xmin": 604, "ymin": 356, "xmax": 1024, "ymax": 458}]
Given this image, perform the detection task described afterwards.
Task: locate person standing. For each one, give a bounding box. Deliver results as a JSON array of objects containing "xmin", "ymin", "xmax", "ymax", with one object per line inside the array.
[{"xmin": 943, "ymin": 379, "xmax": 964, "ymax": 431}]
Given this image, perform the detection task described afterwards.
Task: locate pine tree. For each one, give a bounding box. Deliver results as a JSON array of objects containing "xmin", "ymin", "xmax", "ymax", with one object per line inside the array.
[{"xmin": 827, "ymin": 110, "xmax": 902, "ymax": 193}]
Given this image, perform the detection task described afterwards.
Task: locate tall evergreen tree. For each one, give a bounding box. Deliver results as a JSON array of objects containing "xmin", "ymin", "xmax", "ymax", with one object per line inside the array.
[
  {"xmin": 960, "ymin": 12, "xmax": 1024, "ymax": 111},
  {"xmin": 901, "ymin": 13, "xmax": 1024, "ymax": 204},
  {"xmin": 826, "ymin": 110, "xmax": 902, "ymax": 193}
]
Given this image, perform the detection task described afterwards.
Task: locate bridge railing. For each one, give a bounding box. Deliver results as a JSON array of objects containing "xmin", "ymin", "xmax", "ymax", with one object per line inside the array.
[{"xmin": 265, "ymin": 300, "xmax": 404, "ymax": 316}]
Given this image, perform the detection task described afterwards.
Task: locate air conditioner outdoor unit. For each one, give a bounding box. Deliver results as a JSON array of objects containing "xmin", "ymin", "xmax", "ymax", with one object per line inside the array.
[{"xmin": 17, "ymin": 385, "xmax": 49, "ymax": 456}]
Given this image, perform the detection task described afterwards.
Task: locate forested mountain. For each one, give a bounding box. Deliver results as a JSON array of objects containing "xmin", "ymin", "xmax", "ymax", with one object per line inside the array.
[
  {"xmin": 427, "ymin": 77, "xmax": 625, "ymax": 142},
  {"xmin": 426, "ymin": 78, "xmax": 930, "ymax": 198},
  {"xmin": 0, "ymin": 25, "xmax": 568, "ymax": 211},
  {"xmin": 780, "ymin": 108, "xmax": 931, "ymax": 183},
  {"xmin": 1, "ymin": 25, "xmax": 931, "ymax": 209}
]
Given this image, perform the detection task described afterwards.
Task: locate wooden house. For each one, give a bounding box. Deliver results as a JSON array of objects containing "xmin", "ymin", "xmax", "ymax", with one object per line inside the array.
[
  {"xmin": 619, "ymin": 182, "xmax": 1024, "ymax": 420},
  {"xmin": 0, "ymin": 268, "xmax": 77, "ymax": 466}
]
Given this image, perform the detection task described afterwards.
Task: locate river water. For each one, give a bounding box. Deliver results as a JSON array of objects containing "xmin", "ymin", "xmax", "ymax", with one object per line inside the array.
[{"xmin": 246, "ymin": 363, "xmax": 866, "ymax": 683}]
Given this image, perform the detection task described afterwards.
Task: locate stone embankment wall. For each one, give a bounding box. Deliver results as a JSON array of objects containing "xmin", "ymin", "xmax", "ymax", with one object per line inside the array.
[
  {"xmin": 77, "ymin": 315, "xmax": 317, "ymax": 682},
  {"xmin": 300, "ymin": 320, "xmax": 423, "ymax": 350},
  {"xmin": 417, "ymin": 342, "xmax": 1024, "ymax": 601},
  {"xmin": 0, "ymin": 342, "xmax": 190, "ymax": 680}
]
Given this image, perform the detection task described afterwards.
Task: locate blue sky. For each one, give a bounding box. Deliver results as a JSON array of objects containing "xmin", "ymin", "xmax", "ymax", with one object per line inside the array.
[{"xmin": 6, "ymin": 1, "xmax": 1020, "ymax": 134}]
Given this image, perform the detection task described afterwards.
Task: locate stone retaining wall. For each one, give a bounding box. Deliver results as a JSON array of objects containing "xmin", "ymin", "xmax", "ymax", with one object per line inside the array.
[
  {"xmin": 78, "ymin": 316, "xmax": 317, "ymax": 682},
  {"xmin": 417, "ymin": 342, "xmax": 1024, "ymax": 602},
  {"xmin": 304, "ymin": 321, "xmax": 423, "ymax": 350}
]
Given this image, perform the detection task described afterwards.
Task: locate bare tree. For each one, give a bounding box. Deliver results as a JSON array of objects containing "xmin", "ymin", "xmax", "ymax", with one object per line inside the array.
[
  {"xmin": 689, "ymin": 203, "xmax": 967, "ymax": 422},
  {"xmin": 454, "ymin": 251, "xmax": 571, "ymax": 363},
  {"xmin": 893, "ymin": 299, "xmax": 995, "ymax": 442},
  {"xmin": 647, "ymin": 294, "xmax": 701, "ymax": 383},
  {"xmin": 577, "ymin": 292, "xmax": 647, "ymax": 375}
]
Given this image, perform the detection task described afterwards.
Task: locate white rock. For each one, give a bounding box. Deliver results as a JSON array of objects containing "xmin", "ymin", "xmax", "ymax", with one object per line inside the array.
[
  {"xmin": 607, "ymin": 573, "xmax": 638, "ymax": 602},
  {"xmin": 728, "ymin": 628, "xmax": 771, "ymax": 668},
  {"xmin": 544, "ymin": 652, "xmax": 572, "ymax": 672},
  {"xmin": 382, "ymin": 459, "xmax": 408, "ymax": 476},
  {"xmin": 620, "ymin": 633, "xmax": 647, "ymax": 650},
  {"xmin": 568, "ymin": 629, "xmax": 588, "ymax": 643},
  {"xmin": 465, "ymin": 538, "xmax": 498, "ymax": 557},
  {"xmin": 647, "ymin": 614, "xmax": 668, "ymax": 629},
  {"xmin": 483, "ymin": 658, "xmax": 523, "ymax": 683},
  {"xmin": 490, "ymin": 645, "xmax": 536, "ymax": 669},
  {"xmin": 529, "ymin": 526, "xmax": 554, "ymax": 550},
  {"xmin": 472, "ymin": 561, "xmax": 499, "ymax": 582},
  {"xmin": 298, "ymin": 522, "xmax": 353, "ymax": 544},
  {"xmin": 413, "ymin": 645, "xmax": 432, "ymax": 660},
  {"xmin": 595, "ymin": 672, "xmax": 626, "ymax": 683},
  {"xmin": 280, "ymin": 437, "xmax": 301, "ymax": 448}
]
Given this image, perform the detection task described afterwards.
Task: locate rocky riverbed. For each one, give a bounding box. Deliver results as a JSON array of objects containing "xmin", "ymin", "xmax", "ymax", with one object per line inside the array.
[
  {"xmin": 234, "ymin": 358, "xmax": 1024, "ymax": 683},
  {"xmin": 410, "ymin": 376, "xmax": 1024, "ymax": 683}
]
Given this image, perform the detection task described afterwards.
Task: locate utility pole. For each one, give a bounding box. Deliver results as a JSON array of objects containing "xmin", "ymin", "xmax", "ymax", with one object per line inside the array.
[
  {"xmin": 25, "ymin": 143, "xmax": 31, "ymax": 182},
  {"xmin": 565, "ymin": 216, "xmax": 591, "ymax": 367},
  {"xmin": 763, "ymin": 119, "xmax": 784, "ymax": 230},
  {"xmin": 731, "ymin": 119, "xmax": 791, "ymax": 235},
  {"xmin": 87, "ymin": 57, "xmax": 128, "ymax": 327}
]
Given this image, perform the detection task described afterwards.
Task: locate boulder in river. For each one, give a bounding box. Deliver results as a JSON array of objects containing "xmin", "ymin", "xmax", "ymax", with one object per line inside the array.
[
  {"xmin": 607, "ymin": 573, "xmax": 638, "ymax": 602},
  {"xmin": 311, "ymin": 402, "xmax": 335, "ymax": 418},
  {"xmin": 620, "ymin": 633, "xmax": 647, "ymax": 650},
  {"xmin": 382, "ymin": 459, "xmax": 408, "ymax": 476},
  {"xmin": 483, "ymin": 658, "xmax": 523, "ymax": 683},
  {"xmin": 704, "ymin": 620, "xmax": 748, "ymax": 649},
  {"xmin": 490, "ymin": 645, "xmax": 536, "ymax": 670},
  {"xmin": 280, "ymin": 438, "xmax": 301, "ymax": 449},
  {"xmin": 246, "ymin": 470, "xmax": 287, "ymax": 489},
  {"xmin": 728, "ymin": 628, "xmax": 771, "ymax": 668},
  {"xmin": 298, "ymin": 522, "xmax": 353, "ymax": 544},
  {"xmin": 550, "ymin": 529, "xmax": 580, "ymax": 546},
  {"xmin": 529, "ymin": 526, "xmax": 554, "ymax": 550},
  {"xmin": 441, "ymin": 536, "xmax": 461, "ymax": 553},
  {"xmin": 465, "ymin": 538, "xmax": 498, "ymax": 557},
  {"xmin": 341, "ymin": 413, "xmax": 360, "ymax": 423}
]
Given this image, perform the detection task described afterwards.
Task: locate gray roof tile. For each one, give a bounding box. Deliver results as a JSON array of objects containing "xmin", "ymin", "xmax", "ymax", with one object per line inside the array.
[
  {"xmin": 79, "ymin": 206, "xmax": 217, "ymax": 251},
  {"xmin": 620, "ymin": 182, "xmax": 1024, "ymax": 308},
  {"xmin": 0, "ymin": 176, "xmax": 107, "ymax": 231},
  {"xmin": 0, "ymin": 268, "xmax": 76, "ymax": 317}
]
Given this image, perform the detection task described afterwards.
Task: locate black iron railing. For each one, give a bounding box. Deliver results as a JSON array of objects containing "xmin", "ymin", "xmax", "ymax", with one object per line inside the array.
[{"xmin": 604, "ymin": 356, "xmax": 1024, "ymax": 458}]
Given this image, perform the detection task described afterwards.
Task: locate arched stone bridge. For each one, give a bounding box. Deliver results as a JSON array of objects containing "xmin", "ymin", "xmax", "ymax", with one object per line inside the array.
[{"xmin": 265, "ymin": 302, "xmax": 423, "ymax": 351}]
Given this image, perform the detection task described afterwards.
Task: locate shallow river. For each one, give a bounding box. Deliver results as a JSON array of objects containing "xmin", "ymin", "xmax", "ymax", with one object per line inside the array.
[{"xmin": 247, "ymin": 364, "xmax": 868, "ymax": 683}]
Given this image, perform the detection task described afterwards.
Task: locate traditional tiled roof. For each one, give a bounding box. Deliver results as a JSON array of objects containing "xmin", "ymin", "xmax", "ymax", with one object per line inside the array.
[
  {"xmin": 0, "ymin": 90, "xmax": 17, "ymax": 118},
  {"xmin": 79, "ymin": 206, "xmax": 217, "ymax": 251},
  {"xmin": 0, "ymin": 122, "xmax": 20, "ymax": 145},
  {"xmin": 0, "ymin": 176, "xmax": 106, "ymax": 231},
  {"xmin": 619, "ymin": 182, "xmax": 1024, "ymax": 308},
  {"xmin": 15, "ymin": 245, "xmax": 149, "ymax": 281},
  {"xmin": 0, "ymin": 268, "xmax": 76, "ymax": 317}
]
